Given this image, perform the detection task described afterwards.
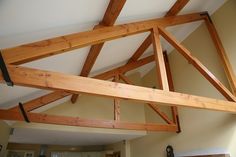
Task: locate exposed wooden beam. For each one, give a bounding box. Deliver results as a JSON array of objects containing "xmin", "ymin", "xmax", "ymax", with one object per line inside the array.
[
  {"xmin": 127, "ymin": 0, "xmax": 190, "ymax": 63},
  {"xmin": 152, "ymin": 27, "xmax": 169, "ymax": 90},
  {"xmin": 1, "ymin": 65, "xmax": 236, "ymax": 113},
  {"xmin": 165, "ymin": 0, "xmax": 190, "ymax": 17},
  {"xmin": 93, "ymin": 55, "xmax": 155, "ymax": 80},
  {"xmin": 204, "ymin": 16, "xmax": 236, "ymax": 96},
  {"xmin": 158, "ymin": 27, "xmax": 236, "ymax": 102},
  {"xmin": 79, "ymin": 25, "xmax": 104, "ymax": 78},
  {"xmin": 114, "ymin": 97, "xmax": 121, "ymax": 121},
  {"xmin": 1, "ymin": 13, "xmax": 204, "ymax": 65},
  {"xmin": 119, "ymin": 74, "xmax": 174, "ymax": 125},
  {"xmin": 163, "ymin": 51, "xmax": 181, "ymax": 132},
  {"xmin": 72, "ymin": 0, "xmax": 127, "ymax": 103},
  {"xmin": 0, "ymin": 110, "xmax": 177, "ymax": 132},
  {"xmin": 101, "ymin": 0, "xmax": 127, "ymax": 26},
  {"xmin": 7, "ymin": 55, "xmax": 154, "ymax": 112},
  {"xmin": 151, "ymin": 28, "xmax": 177, "ymax": 125},
  {"xmin": 8, "ymin": 91, "xmax": 70, "ymax": 112},
  {"xmin": 127, "ymin": 35, "xmax": 152, "ymax": 64},
  {"xmin": 119, "ymin": 74, "xmax": 133, "ymax": 84},
  {"xmin": 113, "ymin": 74, "xmax": 121, "ymax": 121},
  {"xmin": 148, "ymin": 103, "xmax": 174, "ymax": 125}
]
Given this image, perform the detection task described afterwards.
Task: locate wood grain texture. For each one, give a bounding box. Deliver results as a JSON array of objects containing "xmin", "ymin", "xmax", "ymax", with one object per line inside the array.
[
  {"xmin": 163, "ymin": 51, "xmax": 181, "ymax": 132},
  {"xmin": 2, "ymin": 65, "xmax": 236, "ymax": 113},
  {"xmin": 7, "ymin": 55, "xmax": 154, "ymax": 112},
  {"xmin": 152, "ymin": 28, "xmax": 169, "ymax": 90},
  {"xmin": 158, "ymin": 27, "xmax": 236, "ymax": 102},
  {"xmin": 1, "ymin": 13, "xmax": 204, "ymax": 65},
  {"xmin": 72, "ymin": 0, "xmax": 127, "ymax": 102},
  {"xmin": 0, "ymin": 110, "xmax": 177, "ymax": 132},
  {"xmin": 113, "ymin": 74, "xmax": 121, "ymax": 121},
  {"xmin": 101, "ymin": 0, "xmax": 127, "ymax": 26}
]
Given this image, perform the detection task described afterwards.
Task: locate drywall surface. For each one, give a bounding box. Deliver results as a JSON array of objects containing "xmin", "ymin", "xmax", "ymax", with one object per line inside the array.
[
  {"xmin": 130, "ymin": 0, "xmax": 236, "ymax": 156},
  {"xmin": 0, "ymin": 120, "xmax": 10, "ymax": 157}
]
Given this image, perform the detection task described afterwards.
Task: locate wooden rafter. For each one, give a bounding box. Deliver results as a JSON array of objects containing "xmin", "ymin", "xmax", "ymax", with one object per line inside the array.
[
  {"xmin": 2, "ymin": 65, "xmax": 236, "ymax": 113},
  {"xmin": 127, "ymin": 0, "xmax": 190, "ymax": 64},
  {"xmin": 204, "ymin": 16, "xmax": 236, "ymax": 96},
  {"xmin": 119, "ymin": 74, "xmax": 174, "ymax": 125},
  {"xmin": 1, "ymin": 13, "xmax": 204, "ymax": 65},
  {"xmin": 165, "ymin": 0, "xmax": 190, "ymax": 17},
  {"xmin": 8, "ymin": 91, "xmax": 70, "ymax": 112},
  {"xmin": 0, "ymin": 110, "xmax": 177, "ymax": 132},
  {"xmin": 158, "ymin": 27, "xmax": 236, "ymax": 102},
  {"xmin": 71, "ymin": 0, "xmax": 127, "ymax": 103}
]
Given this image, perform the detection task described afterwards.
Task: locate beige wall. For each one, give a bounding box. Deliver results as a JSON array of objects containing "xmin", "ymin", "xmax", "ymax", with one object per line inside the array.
[
  {"xmin": 130, "ymin": 0, "xmax": 236, "ymax": 156},
  {"xmin": 0, "ymin": 120, "xmax": 10, "ymax": 157}
]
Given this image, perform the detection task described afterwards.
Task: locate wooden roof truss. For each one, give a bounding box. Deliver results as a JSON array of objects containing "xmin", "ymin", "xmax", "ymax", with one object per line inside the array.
[{"xmin": 0, "ymin": 0, "xmax": 236, "ymax": 133}]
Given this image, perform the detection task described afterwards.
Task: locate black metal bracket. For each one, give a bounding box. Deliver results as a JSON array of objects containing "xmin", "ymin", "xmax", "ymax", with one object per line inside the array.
[
  {"xmin": 0, "ymin": 51, "xmax": 14, "ymax": 86},
  {"xmin": 19, "ymin": 102, "xmax": 30, "ymax": 123},
  {"xmin": 200, "ymin": 11, "xmax": 213, "ymax": 24},
  {"xmin": 166, "ymin": 145, "xmax": 174, "ymax": 157},
  {"xmin": 176, "ymin": 115, "xmax": 181, "ymax": 133}
]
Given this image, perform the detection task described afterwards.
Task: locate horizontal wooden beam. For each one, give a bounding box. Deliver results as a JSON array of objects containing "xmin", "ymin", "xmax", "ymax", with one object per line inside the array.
[
  {"xmin": 1, "ymin": 13, "xmax": 204, "ymax": 65},
  {"xmin": 7, "ymin": 55, "xmax": 154, "ymax": 112},
  {"xmin": 2, "ymin": 65, "xmax": 236, "ymax": 113},
  {"xmin": 0, "ymin": 110, "xmax": 177, "ymax": 132},
  {"xmin": 158, "ymin": 27, "xmax": 236, "ymax": 102}
]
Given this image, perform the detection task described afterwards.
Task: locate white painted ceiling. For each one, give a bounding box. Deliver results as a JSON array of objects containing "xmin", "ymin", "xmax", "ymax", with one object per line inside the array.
[
  {"xmin": 9, "ymin": 127, "xmax": 146, "ymax": 146},
  {"xmin": 0, "ymin": 0, "xmax": 227, "ymax": 110}
]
